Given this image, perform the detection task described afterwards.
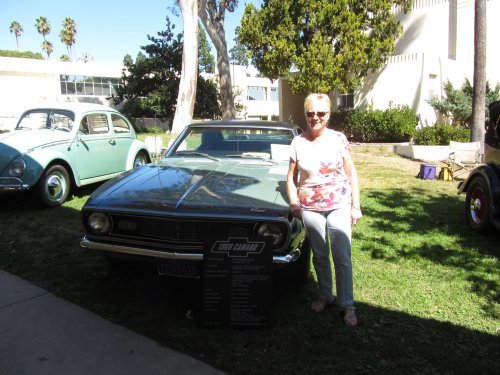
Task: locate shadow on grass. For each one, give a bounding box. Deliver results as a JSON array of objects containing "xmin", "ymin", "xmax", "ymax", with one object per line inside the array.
[
  {"xmin": 1, "ymin": 188, "xmax": 499, "ymax": 374},
  {"xmin": 358, "ymin": 187, "xmax": 499, "ymax": 317}
]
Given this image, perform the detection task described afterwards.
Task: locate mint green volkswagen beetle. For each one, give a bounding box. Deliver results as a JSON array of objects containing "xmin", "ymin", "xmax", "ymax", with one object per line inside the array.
[{"xmin": 0, "ymin": 103, "xmax": 151, "ymax": 207}]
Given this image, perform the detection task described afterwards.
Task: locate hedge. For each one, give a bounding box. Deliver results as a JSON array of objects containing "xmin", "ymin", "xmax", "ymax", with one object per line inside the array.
[{"xmin": 330, "ymin": 106, "xmax": 418, "ymax": 143}]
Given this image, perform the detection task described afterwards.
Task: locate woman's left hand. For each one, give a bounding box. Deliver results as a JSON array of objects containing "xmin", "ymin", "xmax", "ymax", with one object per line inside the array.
[{"xmin": 351, "ymin": 207, "xmax": 363, "ymax": 225}]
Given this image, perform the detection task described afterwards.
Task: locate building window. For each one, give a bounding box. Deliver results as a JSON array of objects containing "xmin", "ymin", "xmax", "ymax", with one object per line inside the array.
[
  {"xmin": 247, "ymin": 86, "xmax": 266, "ymax": 101},
  {"xmin": 270, "ymin": 87, "xmax": 279, "ymax": 101},
  {"xmin": 337, "ymin": 91, "xmax": 354, "ymax": 109},
  {"xmin": 60, "ymin": 75, "xmax": 122, "ymax": 96},
  {"xmin": 428, "ymin": 74, "xmax": 438, "ymax": 100}
]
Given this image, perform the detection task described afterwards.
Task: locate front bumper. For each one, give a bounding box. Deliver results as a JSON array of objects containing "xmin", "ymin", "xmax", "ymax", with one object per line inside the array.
[
  {"xmin": 0, "ymin": 177, "xmax": 30, "ymax": 191},
  {"xmin": 80, "ymin": 236, "xmax": 302, "ymax": 264}
]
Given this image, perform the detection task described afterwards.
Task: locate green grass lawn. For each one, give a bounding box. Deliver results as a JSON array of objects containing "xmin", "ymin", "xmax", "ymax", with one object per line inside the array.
[{"xmin": 0, "ymin": 150, "xmax": 498, "ymax": 374}]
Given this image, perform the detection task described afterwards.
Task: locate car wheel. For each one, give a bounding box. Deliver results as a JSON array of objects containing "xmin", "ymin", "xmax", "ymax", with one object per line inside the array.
[
  {"xmin": 133, "ymin": 151, "xmax": 148, "ymax": 168},
  {"xmin": 465, "ymin": 177, "xmax": 494, "ymax": 233},
  {"xmin": 37, "ymin": 164, "xmax": 71, "ymax": 207}
]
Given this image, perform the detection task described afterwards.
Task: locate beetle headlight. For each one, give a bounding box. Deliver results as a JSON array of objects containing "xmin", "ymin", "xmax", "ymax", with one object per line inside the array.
[
  {"xmin": 257, "ymin": 223, "xmax": 285, "ymax": 247},
  {"xmin": 9, "ymin": 158, "xmax": 26, "ymax": 177},
  {"xmin": 88, "ymin": 212, "xmax": 111, "ymax": 234}
]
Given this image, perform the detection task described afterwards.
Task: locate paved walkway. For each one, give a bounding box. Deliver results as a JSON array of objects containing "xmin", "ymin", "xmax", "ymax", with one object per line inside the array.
[{"xmin": 0, "ymin": 270, "xmax": 226, "ymax": 375}]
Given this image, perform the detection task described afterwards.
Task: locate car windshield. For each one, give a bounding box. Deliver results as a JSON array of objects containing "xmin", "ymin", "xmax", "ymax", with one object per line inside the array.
[
  {"xmin": 170, "ymin": 127, "xmax": 294, "ymax": 161},
  {"xmin": 15, "ymin": 110, "xmax": 75, "ymax": 132}
]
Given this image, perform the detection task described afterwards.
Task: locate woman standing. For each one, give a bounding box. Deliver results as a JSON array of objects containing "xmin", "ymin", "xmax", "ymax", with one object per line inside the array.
[{"xmin": 287, "ymin": 93, "xmax": 362, "ymax": 327}]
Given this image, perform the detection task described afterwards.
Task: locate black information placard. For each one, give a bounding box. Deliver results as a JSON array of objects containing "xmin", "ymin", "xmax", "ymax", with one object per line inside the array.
[{"xmin": 202, "ymin": 236, "xmax": 273, "ymax": 328}]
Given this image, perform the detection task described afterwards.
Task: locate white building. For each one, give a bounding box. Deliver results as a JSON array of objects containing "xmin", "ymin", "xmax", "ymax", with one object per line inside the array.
[
  {"xmin": 0, "ymin": 57, "xmax": 279, "ymax": 131},
  {"xmin": 280, "ymin": 0, "xmax": 500, "ymax": 127}
]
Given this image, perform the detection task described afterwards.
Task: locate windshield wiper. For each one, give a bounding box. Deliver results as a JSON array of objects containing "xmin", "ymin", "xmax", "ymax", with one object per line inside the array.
[
  {"xmin": 175, "ymin": 151, "xmax": 219, "ymax": 161},
  {"xmin": 227, "ymin": 154, "xmax": 278, "ymax": 165}
]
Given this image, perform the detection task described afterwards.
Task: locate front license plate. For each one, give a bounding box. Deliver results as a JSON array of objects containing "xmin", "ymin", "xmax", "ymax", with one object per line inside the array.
[{"xmin": 156, "ymin": 260, "xmax": 201, "ymax": 278}]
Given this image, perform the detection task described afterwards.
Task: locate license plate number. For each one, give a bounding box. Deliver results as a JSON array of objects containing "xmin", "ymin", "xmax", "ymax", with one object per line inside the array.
[{"xmin": 156, "ymin": 260, "xmax": 200, "ymax": 278}]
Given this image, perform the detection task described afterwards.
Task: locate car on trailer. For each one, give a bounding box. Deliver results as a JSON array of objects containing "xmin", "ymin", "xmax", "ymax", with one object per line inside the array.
[{"xmin": 458, "ymin": 101, "xmax": 500, "ymax": 233}]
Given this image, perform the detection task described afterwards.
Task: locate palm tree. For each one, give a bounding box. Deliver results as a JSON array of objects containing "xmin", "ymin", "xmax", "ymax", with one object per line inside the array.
[
  {"xmin": 9, "ymin": 21, "xmax": 23, "ymax": 51},
  {"xmin": 59, "ymin": 17, "xmax": 77, "ymax": 61},
  {"xmin": 35, "ymin": 16, "xmax": 51, "ymax": 40},
  {"xmin": 36, "ymin": 16, "xmax": 52, "ymax": 59},
  {"xmin": 42, "ymin": 40, "xmax": 54, "ymax": 60}
]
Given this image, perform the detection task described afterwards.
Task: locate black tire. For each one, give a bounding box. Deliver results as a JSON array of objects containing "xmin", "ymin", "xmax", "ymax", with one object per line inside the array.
[
  {"xmin": 37, "ymin": 164, "xmax": 71, "ymax": 207},
  {"xmin": 133, "ymin": 151, "xmax": 148, "ymax": 168},
  {"xmin": 465, "ymin": 177, "xmax": 494, "ymax": 233}
]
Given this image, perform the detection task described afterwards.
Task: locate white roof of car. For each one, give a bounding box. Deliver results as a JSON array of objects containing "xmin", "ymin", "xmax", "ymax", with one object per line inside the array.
[{"xmin": 23, "ymin": 102, "xmax": 118, "ymax": 114}]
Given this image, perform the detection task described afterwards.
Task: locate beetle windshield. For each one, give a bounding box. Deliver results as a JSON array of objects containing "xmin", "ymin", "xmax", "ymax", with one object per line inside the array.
[{"xmin": 15, "ymin": 110, "xmax": 75, "ymax": 132}]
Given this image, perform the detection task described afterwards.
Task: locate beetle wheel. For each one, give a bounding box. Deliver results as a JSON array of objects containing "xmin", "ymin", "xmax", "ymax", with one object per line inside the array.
[
  {"xmin": 133, "ymin": 151, "xmax": 148, "ymax": 168},
  {"xmin": 37, "ymin": 164, "xmax": 71, "ymax": 207},
  {"xmin": 465, "ymin": 177, "xmax": 493, "ymax": 233}
]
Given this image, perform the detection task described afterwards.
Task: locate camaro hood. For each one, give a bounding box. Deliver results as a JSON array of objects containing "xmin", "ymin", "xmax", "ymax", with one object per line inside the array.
[{"xmin": 85, "ymin": 158, "xmax": 290, "ymax": 217}]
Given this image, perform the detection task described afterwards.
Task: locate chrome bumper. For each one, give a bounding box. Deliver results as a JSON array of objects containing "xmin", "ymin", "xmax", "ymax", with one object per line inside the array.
[
  {"xmin": 80, "ymin": 236, "xmax": 301, "ymax": 264},
  {"xmin": 0, "ymin": 177, "xmax": 30, "ymax": 191}
]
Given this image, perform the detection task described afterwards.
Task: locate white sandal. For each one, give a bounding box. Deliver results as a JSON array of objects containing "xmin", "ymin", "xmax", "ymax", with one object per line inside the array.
[
  {"xmin": 343, "ymin": 308, "xmax": 358, "ymax": 327},
  {"xmin": 311, "ymin": 299, "xmax": 333, "ymax": 313}
]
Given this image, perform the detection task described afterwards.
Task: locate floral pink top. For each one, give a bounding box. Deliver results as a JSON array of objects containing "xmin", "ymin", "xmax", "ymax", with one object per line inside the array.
[{"xmin": 290, "ymin": 129, "xmax": 352, "ymax": 211}]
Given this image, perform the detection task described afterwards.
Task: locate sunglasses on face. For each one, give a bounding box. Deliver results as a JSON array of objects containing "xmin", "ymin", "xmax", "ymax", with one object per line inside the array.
[{"xmin": 306, "ymin": 111, "xmax": 329, "ymax": 118}]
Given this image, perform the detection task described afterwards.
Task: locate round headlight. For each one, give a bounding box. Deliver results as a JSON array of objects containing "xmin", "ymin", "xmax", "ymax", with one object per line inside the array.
[
  {"xmin": 88, "ymin": 212, "xmax": 111, "ymax": 234},
  {"xmin": 9, "ymin": 158, "xmax": 26, "ymax": 177},
  {"xmin": 257, "ymin": 223, "xmax": 284, "ymax": 247}
]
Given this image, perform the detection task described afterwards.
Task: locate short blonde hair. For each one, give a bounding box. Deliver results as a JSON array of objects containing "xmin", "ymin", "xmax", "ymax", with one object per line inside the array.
[{"xmin": 304, "ymin": 93, "xmax": 331, "ymax": 114}]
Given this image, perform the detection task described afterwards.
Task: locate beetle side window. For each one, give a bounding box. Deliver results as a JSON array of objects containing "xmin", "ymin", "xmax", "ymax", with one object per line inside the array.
[
  {"xmin": 79, "ymin": 117, "xmax": 90, "ymax": 134},
  {"xmin": 85, "ymin": 114, "xmax": 109, "ymax": 134},
  {"xmin": 112, "ymin": 114, "xmax": 131, "ymax": 134}
]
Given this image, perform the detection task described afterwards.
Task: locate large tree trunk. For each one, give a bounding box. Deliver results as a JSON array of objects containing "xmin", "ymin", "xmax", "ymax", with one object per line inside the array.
[
  {"xmin": 471, "ymin": 0, "xmax": 486, "ymax": 157},
  {"xmin": 199, "ymin": 0, "xmax": 236, "ymax": 120},
  {"xmin": 172, "ymin": 0, "xmax": 199, "ymax": 134}
]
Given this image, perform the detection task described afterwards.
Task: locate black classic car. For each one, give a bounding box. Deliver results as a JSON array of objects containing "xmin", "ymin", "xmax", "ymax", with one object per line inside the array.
[
  {"xmin": 80, "ymin": 121, "xmax": 310, "ymax": 281},
  {"xmin": 458, "ymin": 101, "xmax": 500, "ymax": 232}
]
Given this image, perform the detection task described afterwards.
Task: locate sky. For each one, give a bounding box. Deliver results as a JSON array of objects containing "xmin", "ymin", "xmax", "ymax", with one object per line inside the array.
[{"xmin": 2, "ymin": 0, "xmax": 260, "ymax": 65}]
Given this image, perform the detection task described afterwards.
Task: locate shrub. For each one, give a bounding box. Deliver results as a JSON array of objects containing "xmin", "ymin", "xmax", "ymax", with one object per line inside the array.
[
  {"xmin": 414, "ymin": 124, "xmax": 470, "ymax": 145},
  {"xmin": 330, "ymin": 106, "xmax": 418, "ymax": 143},
  {"xmin": 0, "ymin": 50, "xmax": 44, "ymax": 60},
  {"xmin": 427, "ymin": 78, "xmax": 500, "ymax": 127}
]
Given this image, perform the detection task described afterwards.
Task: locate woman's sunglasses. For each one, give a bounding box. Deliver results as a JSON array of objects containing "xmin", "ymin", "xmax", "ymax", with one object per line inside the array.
[{"xmin": 306, "ymin": 111, "xmax": 329, "ymax": 118}]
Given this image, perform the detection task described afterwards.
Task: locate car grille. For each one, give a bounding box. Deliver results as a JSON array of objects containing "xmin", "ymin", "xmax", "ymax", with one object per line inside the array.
[{"xmin": 98, "ymin": 213, "xmax": 282, "ymax": 253}]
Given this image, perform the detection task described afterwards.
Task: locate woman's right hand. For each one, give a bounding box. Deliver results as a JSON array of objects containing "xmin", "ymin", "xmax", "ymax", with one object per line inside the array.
[{"xmin": 290, "ymin": 202, "xmax": 302, "ymax": 218}]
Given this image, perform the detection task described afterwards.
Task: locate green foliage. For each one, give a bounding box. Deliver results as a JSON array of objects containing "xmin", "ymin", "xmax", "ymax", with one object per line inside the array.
[
  {"xmin": 113, "ymin": 17, "xmax": 221, "ymax": 122},
  {"xmin": 0, "ymin": 49, "xmax": 44, "ymax": 59},
  {"xmin": 198, "ymin": 26, "xmax": 215, "ymax": 73},
  {"xmin": 414, "ymin": 124, "xmax": 470, "ymax": 145},
  {"xmin": 239, "ymin": 0, "xmax": 413, "ymax": 94},
  {"xmin": 331, "ymin": 106, "xmax": 418, "ymax": 142},
  {"xmin": 230, "ymin": 26, "xmax": 250, "ymax": 66},
  {"xmin": 136, "ymin": 127, "xmax": 164, "ymax": 134},
  {"xmin": 427, "ymin": 79, "xmax": 500, "ymax": 127}
]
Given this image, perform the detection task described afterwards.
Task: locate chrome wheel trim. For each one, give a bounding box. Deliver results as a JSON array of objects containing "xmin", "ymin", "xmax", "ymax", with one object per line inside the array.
[{"xmin": 45, "ymin": 172, "xmax": 67, "ymax": 203}]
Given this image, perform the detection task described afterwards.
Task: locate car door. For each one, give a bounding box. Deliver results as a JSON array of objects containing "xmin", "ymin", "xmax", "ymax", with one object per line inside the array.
[
  {"xmin": 110, "ymin": 113, "xmax": 134, "ymax": 171},
  {"xmin": 76, "ymin": 113, "xmax": 117, "ymax": 180}
]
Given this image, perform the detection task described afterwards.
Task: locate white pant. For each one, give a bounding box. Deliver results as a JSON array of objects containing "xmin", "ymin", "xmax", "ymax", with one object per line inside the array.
[{"xmin": 302, "ymin": 205, "xmax": 354, "ymax": 309}]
